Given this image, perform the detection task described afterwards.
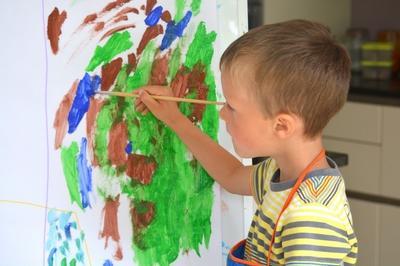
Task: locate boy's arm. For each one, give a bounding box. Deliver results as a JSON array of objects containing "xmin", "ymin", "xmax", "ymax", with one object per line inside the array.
[{"xmin": 136, "ymin": 86, "xmax": 253, "ymax": 195}]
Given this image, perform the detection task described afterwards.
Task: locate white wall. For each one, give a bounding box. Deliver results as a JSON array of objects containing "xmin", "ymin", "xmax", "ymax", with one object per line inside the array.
[{"xmin": 263, "ymin": 0, "xmax": 351, "ymax": 39}]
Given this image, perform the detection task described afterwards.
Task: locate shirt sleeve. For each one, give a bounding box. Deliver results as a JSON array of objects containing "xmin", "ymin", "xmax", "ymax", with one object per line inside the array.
[{"xmin": 280, "ymin": 203, "xmax": 356, "ymax": 265}]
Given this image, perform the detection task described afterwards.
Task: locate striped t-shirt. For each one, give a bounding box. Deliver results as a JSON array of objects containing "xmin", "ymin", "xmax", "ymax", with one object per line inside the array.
[{"xmin": 245, "ymin": 157, "xmax": 358, "ymax": 265}]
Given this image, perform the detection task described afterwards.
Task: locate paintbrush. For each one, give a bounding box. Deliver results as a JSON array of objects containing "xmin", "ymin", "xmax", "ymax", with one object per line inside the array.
[{"xmin": 96, "ymin": 90, "xmax": 225, "ymax": 105}]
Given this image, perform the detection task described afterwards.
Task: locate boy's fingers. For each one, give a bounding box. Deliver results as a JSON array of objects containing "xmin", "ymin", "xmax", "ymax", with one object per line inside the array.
[
  {"xmin": 140, "ymin": 85, "xmax": 171, "ymax": 96},
  {"xmin": 139, "ymin": 90, "xmax": 159, "ymax": 112}
]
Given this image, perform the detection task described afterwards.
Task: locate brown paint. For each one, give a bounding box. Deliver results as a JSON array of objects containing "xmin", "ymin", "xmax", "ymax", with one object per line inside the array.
[
  {"xmin": 53, "ymin": 80, "xmax": 78, "ymax": 149},
  {"xmin": 100, "ymin": 24, "xmax": 136, "ymax": 41},
  {"xmin": 136, "ymin": 24, "xmax": 163, "ymax": 55},
  {"xmin": 94, "ymin": 21, "xmax": 105, "ymax": 31},
  {"xmin": 47, "ymin": 7, "xmax": 67, "ymax": 55},
  {"xmin": 100, "ymin": 195, "xmax": 123, "ymax": 260},
  {"xmin": 101, "ymin": 57, "xmax": 123, "ymax": 91},
  {"xmin": 108, "ymin": 121, "xmax": 128, "ymax": 167},
  {"xmin": 127, "ymin": 53, "xmax": 137, "ymax": 74},
  {"xmin": 161, "ymin": 10, "xmax": 171, "ymax": 22},
  {"xmin": 145, "ymin": 0, "xmax": 157, "ymax": 15},
  {"xmin": 115, "ymin": 7, "xmax": 139, "ymax": 17},
  {"xmin": 86, "ymin": 98, "xmax": 105, "ymax": 166},
  {"xmin": 150, "ymin": 54, "xmax": 169, "ymax": 85},
  {"xmin": 113, "ymin": 15, "xmax": 128, "ymax": 23},
  {"xmin": 126, "ymin": 154, "xmax": 157, "ymax": 185},
  {"xmin": 131, "ymin": 201, "xmax": 155, "ymax": 230},
  {"xmin": 101, "ymin": 0, "xmax": 131, "ymax": 14},
  {"xmin": 171, "ymin": 67, "xmax": 189, "ymax": 98},
  {"xmin": 83, "ymin": 13, "xmax": 98, "ymax": 24}
]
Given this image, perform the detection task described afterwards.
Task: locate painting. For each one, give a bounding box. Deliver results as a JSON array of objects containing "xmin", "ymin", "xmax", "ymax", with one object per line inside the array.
[{"xmin": 44, "ymin": 0, "xmax": 220, "ymax": 265}]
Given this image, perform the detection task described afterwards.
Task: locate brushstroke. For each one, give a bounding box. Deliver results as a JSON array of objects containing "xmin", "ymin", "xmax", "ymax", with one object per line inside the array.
[
  {"xmin": 187, "ymin": 63, "xmax": 208, "ymax": 122},
  {"xmin": 100, "ymin": 195, "xmax": 123, "ymax": 260},
  {"xmin": 101, "ymin": 58, "xmax": 123, "ymax": 91},
  {"xmin": 136, "ymin": 25, "xmax": 163, "ymax": 56},
  {"xmin": 103, "ymin": 260, "xmax": 113, "ymax": 266},
  {"xmin": 171, "ymin": 67, "xmax": 189, "ymax": 97},
  {"xmin": 131, "ymin": 201, "xmax": 155, "ymax": 246},
  {"xmin": 126, "ymin": 154, "xmax": 157, "ymax": 184},
  {"xmin": 115, "ymin": 7, "xmax": 139, "ymax": 17},
  {"xmin": 83, "ymin": 13, "xmax": 97, "ymax": 24},
  {"xmin": 47, "ymin": 7, "xmax": 67, "ymax": 55},
  {"xmin": 54, "ymin": 80, "xmax": 79, "ymax": 149},
  {"xmin": 160, "ymin": 11, "xmax": 192, "ymax": 50},
  {"xmin": 191, "ymin": 0, "xmax": 202, "ymax": 16},
  {"xmin": 145, "ymin": 0, "xmax": 157, "ymax": 15},
  {"xmin": 127, "ymin": 41, "xmax": 158, "ymax": 90},
  {"xmin": 150, "ymin": 54, "xmax": 169, "ymax": 85},
  {"xmin": 125, "ymin": 141, "xmax": 133, "ymax": 154},
  {"xmin": 68, "ymin": 73, "xmax": 101, "ymax": 134},
  {"xmin": 86, "ymin": 98, "xmax": 105, "ymax": 166},
  {"xmin": 144, "ymin": 6, "xmax": 163, "ymax": 26},
  {"xmin": 48, "ymin": 247, "xmax": 57, "ymax": 266},
  {"xmin": 127, "ymin": 53, "xmax": 137, "ymax": 74},
  {"xmin": 101, "ymin": 0, "xmax": 131, "ymax": 14},
  {"xmin": 61, "ymin": 141, "xmax": 82, "ymax": 208},
  {"xmin": 161, "ymin": 10, "xmax": 171, "ymax": 23},
  {"xmin": 100, "ymin": 24, "xmax": 136, "ymax": 41},
  {"xmin": 108, "ymin": 121, "xmax": 128, "ymax": 166},
  {"xmin": 113, "ymin": 15, "xmax": 128, "ymax": 23},
  {"xmin": 77, "ymin": 138, "xmax": 93, "ymax": 209},
  {"xmin": 94, "ymin": 21, "xmax": 106, "ymax": 31},
  {"xmin": 174, "ymin": 0, "xmax": 186, "ymax": 21},
  {"xmin": 86, "ymin": 31, "xmax": 133, "ymax": 72}
]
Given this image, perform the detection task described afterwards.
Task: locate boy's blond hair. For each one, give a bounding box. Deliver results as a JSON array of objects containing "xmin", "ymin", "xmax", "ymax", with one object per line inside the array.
[{"xmin": 220, "ymin": 19, "xmax": 351, "ymax": 138}]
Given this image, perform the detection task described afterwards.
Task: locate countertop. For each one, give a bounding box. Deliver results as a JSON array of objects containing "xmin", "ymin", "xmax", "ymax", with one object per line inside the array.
[{"xmin": 348, "ymin": 74, "xmax": 400, "ymax": 106}]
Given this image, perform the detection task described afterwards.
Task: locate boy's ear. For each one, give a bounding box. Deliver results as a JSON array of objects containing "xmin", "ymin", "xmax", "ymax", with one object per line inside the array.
[{"xmin": 272, "ymin": 113, "xmax": 297, "ymax": 139}]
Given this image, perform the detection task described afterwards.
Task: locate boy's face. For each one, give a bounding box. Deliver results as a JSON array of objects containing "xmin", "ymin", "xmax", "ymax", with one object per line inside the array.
[{"xmin": 219, "ymin": 69, "xmax": 277, "ymax": 158}]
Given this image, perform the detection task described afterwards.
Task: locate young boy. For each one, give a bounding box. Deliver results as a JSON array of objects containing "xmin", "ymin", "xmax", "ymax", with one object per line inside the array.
[{"xmin": 135, "ymin": 19, "xmax": 357, "ymax": 265}]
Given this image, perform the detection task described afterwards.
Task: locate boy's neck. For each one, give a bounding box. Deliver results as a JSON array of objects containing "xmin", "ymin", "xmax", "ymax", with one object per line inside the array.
[{"xmin": 272, "ymin": 137, "xmax": 329, "ymax": 183}]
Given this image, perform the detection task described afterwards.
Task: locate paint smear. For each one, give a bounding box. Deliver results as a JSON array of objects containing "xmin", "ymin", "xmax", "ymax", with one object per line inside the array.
[
  {"xmin": 145, "ymin": 0, "xmax": 157, "ymax": 15},
  {"xmin": 100, "ymin": 195, "xmax": 123, "ymax": 260},
  {"xmin": 54, "ymin": 80, "xmax": 79, "ymax": 149},
  {"xmin": 174, "ymin": 0, "xmax": 185, "ymax": 21},
  {"xmin": 47, "ymin": 7, "xmax": 67, "ymax": 55},
  {"xmin": 114, "ymin": 7, "xmax": 139, "ymax": 17},
  {"xmin": 101, "ymin": 0, "xmax": 131, "ymax": 14},
  {"xmin": 127, "ymin": 41, "xmax": 157, "ymax": 90},
  {"xmin": 187, "ymin": 64, "xmax": 208, "ymax": 122},
  {"xmin": 191, "ymin": 0, "xmax": 202, "ymax": 16},
  {"xmin": 144, "ymin": 6, "xmax": 163, "ymax": 26},
  {"xmin": 161, "ymin": 11, "xmax": 192, "ymax": 50},
  {"xmin": 161, "ymin": 10, "xmax": 171, "ymax": 23},
  {"xmin": 86, "ymin": 98, "xmax": 105, "ymax": 166},
  {"xmin": 94, "ymin": 21, "xmax": 106, "ymax": 31},
  {"xmin": 108, "ymin": 121, "xmax": 128, "ymax": 166},
  {"xmin": 103, "ymin": 260, "xmax": 114, "ymax": 266},
  {"xmin": 126, "ymin": 154, "xmax": 157, "ymax": 185},
  {"xmin": 131, "ymin": 201, "xmax": 155, "ymax": 245},
  {"xmin": 150, "ymin": 54, "xmax": 169, "ymax": 85},
  {"xmin": 61, "ymin": 141, "xmax": 82, "ymax": 208},
  {"xmin": 127, "ymin": 53, "xmax": 137, "ymax": 74},
  {"xmin": 86, "ymin": 31, "xmax": 133, "ymax": 72},
  {"xmin": 136, "ymin": 25, "xmax": 163, "ymax": 56},
  {"xmin": 100, "ymin": 24, "xmax": 136, "ymax": 41},
  {"xmin": 83, "ymin": 13, "xmax": 97, "ymax": 24},
  {"xmin": 77, "ymin": 138, "xmax": 93, "ymax": 209},
  {"xmin": 101, "ymin": 57, "xmax": 123, "ymax": 91},
  {"xmin": 68, "ymin": 73, "xmax": 101, "ymax": 134},
  {"xmin": 113, "ymin": 15, "xmax": 128, "ymax": 23},
  {"xmin": 171, "ymin": 67, "xmax": 189, "ymax": 97}
]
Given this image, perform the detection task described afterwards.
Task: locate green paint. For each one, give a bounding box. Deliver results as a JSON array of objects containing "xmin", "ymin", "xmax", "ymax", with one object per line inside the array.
[
  {"xmin": 94, "ymin": 101, "xmax": 115, "ymax": 168},
  {"xmin": 69, "ymin": 258, "xmax": 76, "ymax": 266},
  {"xmin": 61, "ymin": 141, "xmax": 82, "ymax": 209},
  {"xmin": 126, "ymin": 41, "xmax": 157, "ymax": 92},
  {"xmin": 174, "ymin": 0, "xmax": 186, "ymax": 21},
  {"xmin": 191, "ymin": 0, "xmax": 202, "ymax": 16},
  {"xmin": 61, "ymin": 257, "xmax": 67, "ymax": 266},
  {"xmin": 120, "ymin": 23, "xmax": 218, "ymax": 266},
  {"xmin": 86, "ymin": 31, "xmax": 133, "ymax": 72}
]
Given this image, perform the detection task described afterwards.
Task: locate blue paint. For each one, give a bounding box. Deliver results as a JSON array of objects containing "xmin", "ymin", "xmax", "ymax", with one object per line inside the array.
[
  {"xmin": 64, "ymin": 222, "xmax": 72, "ymax": 239},
  {"xmin": 160, "ymin": 11, "xmax": 192, "ymax": 50},
  {"xmin": 47, "ymin": 247, "xmax": 57, "ymax": 266},
  {"xmin": 77, "ymin": 137, "xmax": 93, "ymax": 209},
  {"xmin": 103, "ymin": 259, "xmax": 114, "ymax": 266},
  {"xmin": 144, "ymin": 6, "xmax": 163, "ymax": 26},
  {"xmin": 125, "ymin": 141, "xmax": 133, "ymax": 154},
  {"xmin": 68, "ymin": 73, "xmax": 101, "ymax": 133}
]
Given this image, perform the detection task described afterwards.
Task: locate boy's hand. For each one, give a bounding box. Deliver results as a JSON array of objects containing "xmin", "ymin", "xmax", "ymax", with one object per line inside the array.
[{"xmin": 135, "ymin": 85, "xmax": 184, "ymax": 127}]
